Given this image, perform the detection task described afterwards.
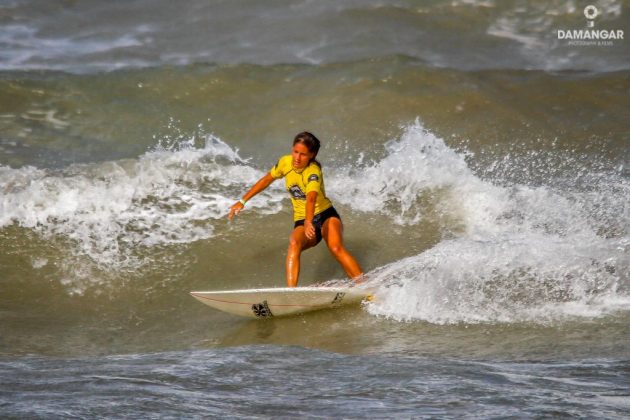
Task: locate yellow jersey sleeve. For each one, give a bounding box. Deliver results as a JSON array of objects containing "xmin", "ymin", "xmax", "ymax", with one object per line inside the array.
[
  {"xmin": 304, "ymin": 164, "xmax": 323, "ymax": 195},
  {"xmin": 269, "ymin": 155, "xmax": 292, "ymax": 179}
]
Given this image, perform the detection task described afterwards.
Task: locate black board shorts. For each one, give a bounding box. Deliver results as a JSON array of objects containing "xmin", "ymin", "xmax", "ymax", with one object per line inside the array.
[{"xmin": 294, "ymin": 206, "xmax": 341, "ymax": 245}]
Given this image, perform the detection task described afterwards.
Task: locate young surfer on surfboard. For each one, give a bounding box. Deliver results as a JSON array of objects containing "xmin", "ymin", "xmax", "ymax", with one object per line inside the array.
[{"xmin": 228, "ymin": 132, "xmax": 363, "ymax": 287}]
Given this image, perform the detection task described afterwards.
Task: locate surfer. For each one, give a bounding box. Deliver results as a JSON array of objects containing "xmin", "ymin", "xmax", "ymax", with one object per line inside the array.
[{"xmin": 228, "ymin": 132, "xmax": 363, "ymax": 287}]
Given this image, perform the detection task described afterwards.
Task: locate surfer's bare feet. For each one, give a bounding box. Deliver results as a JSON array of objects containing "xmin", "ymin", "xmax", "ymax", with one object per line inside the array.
[{"xmin": 350, "ymin": 274, "xmax": 366, "ymax": 286}]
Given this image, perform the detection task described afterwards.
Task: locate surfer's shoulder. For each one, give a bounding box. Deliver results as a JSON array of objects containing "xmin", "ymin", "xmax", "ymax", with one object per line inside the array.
[{"xmin": 270, "ymin": 155, "xmax": 293, "ymax": 178}]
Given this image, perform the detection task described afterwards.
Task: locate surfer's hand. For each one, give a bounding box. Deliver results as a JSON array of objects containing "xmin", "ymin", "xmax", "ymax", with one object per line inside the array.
[
  {"xmin": 228, "ymin": 202, "xmax": 244, "ymax": 221},
  {"xmin": 304, "ymin": 219, "xmax": 315, "ymax": 240}
]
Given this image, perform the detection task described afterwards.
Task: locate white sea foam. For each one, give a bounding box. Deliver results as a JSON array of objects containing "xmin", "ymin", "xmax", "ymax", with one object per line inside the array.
[
  {"xmin": 363, "ymin": 234, "xmax": 628, "ymax": 323},
  {"xmin": 344, "ymin": 121, "xmax": 630, "ymax": 323},
  {"xmin": 329, "ymin": 120, "xmax": 480, "ymax": 226},
  {"xmin": 0, "ymin": 134, "xmax": 285, "ymax": 272}
]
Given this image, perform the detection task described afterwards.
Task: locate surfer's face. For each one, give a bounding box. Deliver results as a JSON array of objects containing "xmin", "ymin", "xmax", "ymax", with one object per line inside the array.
[{"xmin": 291, "ymin": 143, "xmax": 315, "ymax": 169}]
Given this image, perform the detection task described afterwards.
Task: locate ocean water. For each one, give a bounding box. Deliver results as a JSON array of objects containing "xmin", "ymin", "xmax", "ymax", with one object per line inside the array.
[{"xmin": 1, "ymin": 0, "xmax": 629, "ymax": 418}]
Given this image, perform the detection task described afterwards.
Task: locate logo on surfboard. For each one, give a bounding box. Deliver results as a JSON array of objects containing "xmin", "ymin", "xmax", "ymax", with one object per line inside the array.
[
  {"xmin": 252, "ymin": 301, "xmax": 274, "ymax": 317},
  {"xmin": 331, "ymin": 292, "xmax": 345, "ymax": 305}
]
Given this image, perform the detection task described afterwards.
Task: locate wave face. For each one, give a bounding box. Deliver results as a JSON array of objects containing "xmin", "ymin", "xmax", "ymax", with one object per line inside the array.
[{"xmin": 2, "ymin": 121, "xmax": 627, "ymax": 325}]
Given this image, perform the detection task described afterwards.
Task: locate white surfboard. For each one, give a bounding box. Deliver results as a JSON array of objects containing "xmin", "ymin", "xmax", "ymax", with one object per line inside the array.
[{"xmin": 190, "ymin": 286, "xmax": 372, "ymax": 318}]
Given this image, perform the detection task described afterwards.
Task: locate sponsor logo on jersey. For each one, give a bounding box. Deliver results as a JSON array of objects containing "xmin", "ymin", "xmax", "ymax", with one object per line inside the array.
[{"xmin": 289, "ymin": 185, "xmax": 306, "ymax": 200}]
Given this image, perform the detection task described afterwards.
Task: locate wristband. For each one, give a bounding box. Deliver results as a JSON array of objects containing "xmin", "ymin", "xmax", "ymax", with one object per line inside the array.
[{"xmin": 239, "ymin": 198, "xmax": 247, "ymax": 206}]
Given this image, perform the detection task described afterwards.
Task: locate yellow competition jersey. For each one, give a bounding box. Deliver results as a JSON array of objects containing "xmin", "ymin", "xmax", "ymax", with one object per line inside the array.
[{"xmin": 269, "ymin": 155, "xmax": 333, "ymax": 221}]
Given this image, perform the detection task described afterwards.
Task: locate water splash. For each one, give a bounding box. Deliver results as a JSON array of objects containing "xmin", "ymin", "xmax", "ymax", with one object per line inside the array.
[
  {"xmin": 349, "ymin": 121, "xmax": 630, "ymax": 323},
  {"xmin": 0, "ymin": 132, "xmax": 284, "ymax": 275}
]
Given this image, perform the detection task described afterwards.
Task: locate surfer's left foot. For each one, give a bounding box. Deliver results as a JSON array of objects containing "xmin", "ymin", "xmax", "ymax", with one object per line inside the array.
[{"xmin": 351, "ymin": 274, "xmax": 366, "ymax": 286}]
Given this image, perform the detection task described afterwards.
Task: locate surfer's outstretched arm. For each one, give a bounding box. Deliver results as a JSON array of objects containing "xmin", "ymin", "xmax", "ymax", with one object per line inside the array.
[{"xmin": 228, "ymin": 172, "xmax": 275, "ymax": 220}]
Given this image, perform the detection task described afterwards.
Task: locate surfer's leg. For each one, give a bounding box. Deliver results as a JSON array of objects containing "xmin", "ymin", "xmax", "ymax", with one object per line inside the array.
[
  {"xmin": 321, "ymin": 217, "xmax": 363, "ymax": 281},
  {"xmin": 286, "ymin": 226, "xmax": 318, "ymax": 287}
]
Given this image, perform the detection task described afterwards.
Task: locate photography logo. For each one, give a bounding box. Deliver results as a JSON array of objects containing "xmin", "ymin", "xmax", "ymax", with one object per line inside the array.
[
  {"xmin": 557, "ymin": 4, "xmax": 624, "ymax": 46},
  {"xmin": 584, "ymin": 5, "xmax": 598, "ymax": 27}
]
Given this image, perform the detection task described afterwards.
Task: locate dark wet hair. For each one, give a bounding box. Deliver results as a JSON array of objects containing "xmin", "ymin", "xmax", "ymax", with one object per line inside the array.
[{"xmin": 293, "ymin": 131, "xmax": 321, "ymax": 166}]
